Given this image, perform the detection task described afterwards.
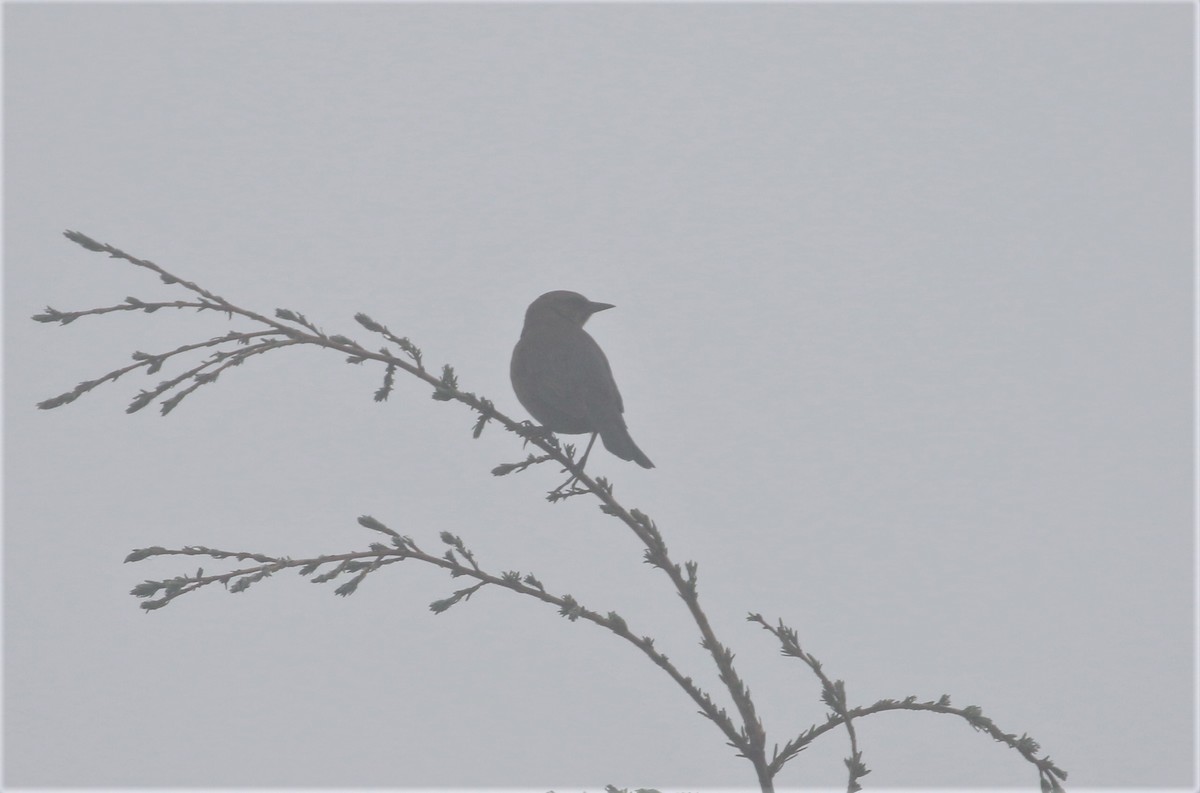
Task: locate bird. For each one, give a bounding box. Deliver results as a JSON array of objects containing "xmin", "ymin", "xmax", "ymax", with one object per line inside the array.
[{"xmin": 511, "ymin": 290, "xmax": 654, "ymax": 471}]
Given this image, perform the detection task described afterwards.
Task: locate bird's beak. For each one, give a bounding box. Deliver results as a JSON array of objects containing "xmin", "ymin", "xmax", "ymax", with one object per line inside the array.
[{"xmin": 587, "ymin": 301, "xmax": 615, "ymax": 315}]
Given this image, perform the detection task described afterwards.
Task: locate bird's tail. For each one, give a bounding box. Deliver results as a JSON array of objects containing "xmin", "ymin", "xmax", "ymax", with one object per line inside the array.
[{"xmin": 599, "ymin": 421, "xmax": 655, "ymax": 469}]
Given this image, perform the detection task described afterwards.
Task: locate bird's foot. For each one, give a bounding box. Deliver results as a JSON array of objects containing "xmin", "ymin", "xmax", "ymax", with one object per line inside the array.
[
  {"xmin": 546, "ymin": 432, "xmax": 597, "ymax": 501},
  {"xmin": 546, "ymin": 474, "xmax": 590, "ymax": 502}
]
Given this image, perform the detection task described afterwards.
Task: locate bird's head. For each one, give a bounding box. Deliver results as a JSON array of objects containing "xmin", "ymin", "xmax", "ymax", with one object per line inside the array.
[{"xmin": 525, "ymin": 290, "xmax": 614, "ymax": 327}]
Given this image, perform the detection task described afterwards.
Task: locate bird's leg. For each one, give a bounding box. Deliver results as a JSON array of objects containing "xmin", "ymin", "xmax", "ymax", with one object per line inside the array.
[
  {"xmin": 551, "ymin": 432, "xmax": 598, "ymax": 496},
  {"xmin": 576, "ymin": 432, "xmax": 598, "ymax": 471}
]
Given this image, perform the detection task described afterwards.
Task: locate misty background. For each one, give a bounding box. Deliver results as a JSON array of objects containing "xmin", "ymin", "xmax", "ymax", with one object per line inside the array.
[{"xmin": 3, "ymin": 2, "xmax": 1194, "ymax": 789}]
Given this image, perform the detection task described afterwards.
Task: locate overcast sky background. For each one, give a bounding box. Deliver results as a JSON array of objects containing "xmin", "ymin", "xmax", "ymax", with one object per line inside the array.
[{"xmin": 3, "ymin": 2, "xmax": 1194, "ymax": 790}]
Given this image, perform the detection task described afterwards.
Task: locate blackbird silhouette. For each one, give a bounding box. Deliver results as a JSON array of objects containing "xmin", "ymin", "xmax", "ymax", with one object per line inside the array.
[{"xmin": 511, "ymin": 290, "xmax": 654, "ymax": 469}]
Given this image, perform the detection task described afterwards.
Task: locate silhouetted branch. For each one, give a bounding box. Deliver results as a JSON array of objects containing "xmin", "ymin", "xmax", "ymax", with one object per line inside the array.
[
  {"xmin": 36, "ymin": 231, "xmax": 1066, "ymax": 792},
  {"xmin": 749, "ymin": 614, "xmax": 1066, "ymax": 792},
  {"xmin": 126, "ymin": 516, "xmax": 746, "ymax": 751},
  {"xmin": 41, "ymin": 230, "xmax": 770, "ymax": 782}
]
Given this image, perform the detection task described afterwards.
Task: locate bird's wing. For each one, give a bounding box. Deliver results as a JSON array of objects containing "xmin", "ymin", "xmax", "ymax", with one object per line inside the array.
[
  {"xmin": 514, "ymin": 328, "xmax": 624, "ymax": 428},
  {"xmin": 512, "ymin": 331, "xmax": 591, "ymax": 430},
  {"xmin": 569, "ymin": 331, "xmax": 625, "ymax": 418}
]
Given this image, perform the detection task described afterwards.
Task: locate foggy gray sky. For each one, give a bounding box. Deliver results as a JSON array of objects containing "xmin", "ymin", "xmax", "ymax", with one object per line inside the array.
[{"xmin": 4, "ymin": 2, "xmax": 1194, "ymax": 790}]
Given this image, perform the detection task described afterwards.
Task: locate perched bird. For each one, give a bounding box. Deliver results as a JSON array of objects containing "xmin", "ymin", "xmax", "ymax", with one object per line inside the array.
[{"xmin": 511, "ymin": 290, "xmax": 654, "ymax": 470}]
